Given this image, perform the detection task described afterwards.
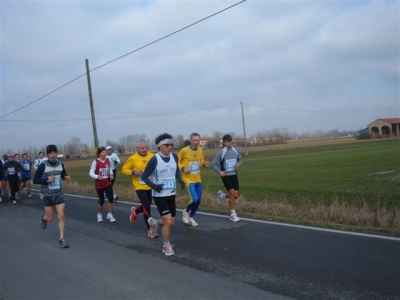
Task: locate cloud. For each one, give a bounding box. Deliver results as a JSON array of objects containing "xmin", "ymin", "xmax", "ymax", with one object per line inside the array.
[{"xmin": 1, "ymin": 0, "xmax": 399, "ymax": 151}]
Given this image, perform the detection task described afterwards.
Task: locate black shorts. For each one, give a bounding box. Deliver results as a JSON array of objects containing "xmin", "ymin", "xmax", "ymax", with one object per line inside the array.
[
  {"xmin": 221, "ymin": 175, "xmax": 240, "ymax": 191},
  {"xmin": 43, "ymin": 193, "xmax": 65, "ymax": 207},
  {"xmin": 22, "ymin": 177, "xmax": 31, "ymax": 183},
  {"xmin": 153, "ymin": 195, "xmax": 176, "ymax": 217}
]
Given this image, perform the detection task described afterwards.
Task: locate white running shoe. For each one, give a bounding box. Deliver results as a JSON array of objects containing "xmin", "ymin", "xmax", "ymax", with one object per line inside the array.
[
  {"xmin": 107, "ymin": 213, "xmax": 116, "ymax": 223},
  {"xmin": 189, "ymin": 217, "xmax": 199, "ymax": 227},
  {"xmin": 97, "ymin": 213, "xmax": 103, "ymax": 222},
  {"xmin": 0, "ymin": 196, "xmax": 2, "ymax": 203},
  {"xmin": 182, "ymin": 211, "xmax": 190, "ymax": 224},
  {"xmin": 148, "ymin": 217, "xmax": 158, "ymax": 229},
  {"xmin": 28, "ymin": 193, "xmax": 32, "ymax": 199},
  {"xmin": 217, "ymin": 190, "xmax": 226, "ymax": 204},
  {"xmin": 162, "ymin": 243, "xmax": 175, "ymax": 256},
  {"xmin": 230, "ymin": 213, "xmax": 240, "ymax": 222},
  {"xmin": 13, "ymin": 200, "xmax": 17, "ymax": 205}
]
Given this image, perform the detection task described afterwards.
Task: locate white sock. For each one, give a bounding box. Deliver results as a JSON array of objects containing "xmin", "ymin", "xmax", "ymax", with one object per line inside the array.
[{"xmin": 231, "ymin": 210, "xmax": 236, "ymax": 215}]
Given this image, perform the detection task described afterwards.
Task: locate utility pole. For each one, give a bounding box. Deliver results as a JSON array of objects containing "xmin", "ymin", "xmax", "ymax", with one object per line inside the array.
[
  {"xmin": 85, "ymin": 59, "xmax": 99, "ymax": 148},
  {"xmin": 241, "ymin": 101, "xmax": 248, "ymax": 156}
]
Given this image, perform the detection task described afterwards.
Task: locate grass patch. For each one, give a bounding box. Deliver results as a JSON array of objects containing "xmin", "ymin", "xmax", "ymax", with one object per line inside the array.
[{"xmin": 57, "ymin": 138, "xmax": 400, "ymax": 236}]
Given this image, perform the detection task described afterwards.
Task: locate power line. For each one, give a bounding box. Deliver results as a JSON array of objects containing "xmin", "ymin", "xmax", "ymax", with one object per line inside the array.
[
  {"xmin": 243, "ymin": 103, "xmax": 394, "ymax": 113},
  {"xmin": 0, "ymin": 103, "xmax": 240, "ymax": 122},
  {"xmin": 0, "ymin": 100, "xmax": 393, "ymax": 123},
  {"xmin": 0, "ymin": 0, "xmax": 247, "ymax": 119}
]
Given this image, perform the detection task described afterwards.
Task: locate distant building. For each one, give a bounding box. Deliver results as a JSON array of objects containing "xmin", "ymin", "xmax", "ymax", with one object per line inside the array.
[{"xmin": 367, "ymin": 118, "xmax": 400, "ymax": 138}]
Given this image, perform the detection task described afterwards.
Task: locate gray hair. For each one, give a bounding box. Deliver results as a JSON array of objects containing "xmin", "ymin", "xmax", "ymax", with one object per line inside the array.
[{"xmin": 136, "ymin": 140, "xmax": 148, "ymax": 149}]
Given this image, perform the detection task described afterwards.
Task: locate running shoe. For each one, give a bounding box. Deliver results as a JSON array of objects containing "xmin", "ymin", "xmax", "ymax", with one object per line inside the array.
[
  {"xmin": 59, "ymin": 239, "xmax": 69, "ymax": 248},
  {"xmin": 97, "ymin": 213, "xmax": 103, "ymax": 223},
  {"xmin": 28, "ymin": 193, "xmax": 32, "ymax": 199},
  {"xmin": 147, "ymin": 229, "xmax": 159, "ymax": 238},
  {"xmin": 182, "ymin": 210, "xmax": 190, "ymax": 224},
  {"xmin": 41, "ymin": 214, "xmax": 47, "ymax": 229},
  {"xmin": 107, "ymin": 213, "xmax": 116, "ymax": 223},
  {"xmin": 162, "ymin": 244, "xmax": 175, "ymax": 256},
  {"xmin": 13, "ymin": 200, "xmax": 17, "ymax": 205},
  {"xmin": 113, "ymin": 195, "xmax": 119, "ymax": 202},
  {"xmin": 130, "ymin": 207, "xmax": 137, "ymax": 223},
  {"xmin": 189, "ymin": 217, "xmax": 199, "ymax": 227},
  {"xmin": 0, "ymin": 196, "xmax": 2, "ymax": 203},
  {"xmin": 230, "ymin": 213, "xmax": 240, "ymax": 222},
  {"xmin": 217, "ymin": 190, "xmax": 226, "ymax": 204},
  {"xmin": 147, "ymin": 217, "xmax": 158, "ymax": 233}
]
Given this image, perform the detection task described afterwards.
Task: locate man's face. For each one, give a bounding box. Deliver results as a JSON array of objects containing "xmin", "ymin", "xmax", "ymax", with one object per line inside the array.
[
  {"xmin": 224, "ymin": 139, "xmax": 233, "ymax": 148},
  {"xmin": 190, "ymin": 135, "xmax": 200, "ymax": 150},
  {"xmin": 22, "ymin": 154, "xmax": 28, "ymax": 160},
  {"xmin": 47, "ymin": 151, "xmax": 57, "ymax": 160},
  {"xmin": 107, "ymin": 149, "xmax": 112, "ymax": 155},
  {"xmin": 159, "ymin": 143, "xmax": 173, "ymax": 156},
  {"xmin": 39, "ymin": 153, "xmax": 44, "ymax": 159},
  {"xmin": 137, "ymin": 143, "xmax": 148, "ymax": 156},
  {"xmin": 14, "ymin": 155, "xmax": 20, "ymax": 161}
]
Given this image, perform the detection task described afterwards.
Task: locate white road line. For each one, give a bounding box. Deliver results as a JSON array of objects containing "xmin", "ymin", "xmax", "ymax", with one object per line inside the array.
[{"xmin": 32, "ymin": 189, "xmax": 400, "ymax": 242}]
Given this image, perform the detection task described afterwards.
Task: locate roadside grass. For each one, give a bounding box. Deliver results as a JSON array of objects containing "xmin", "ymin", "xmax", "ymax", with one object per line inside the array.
[{"xmin": 58, "ymin": 138, "xmax": 400, "ymax": 236}]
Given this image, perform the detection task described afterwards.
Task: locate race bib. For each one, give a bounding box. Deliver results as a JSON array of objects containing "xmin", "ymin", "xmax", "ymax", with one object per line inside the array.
[
  {"xmin": 99, "ymin": 167, "xmax": 110, "ymax": 177},
  {"xmin": 8, "ymin": 167, "xmax": 15, "ymax": 175},
  {"xmin": 160, "ymin": 177, "xmax": 176, "ymax": 191},
  {"xmin": 225, "ymin": 159, "xmax": 236, "ymax": 172},
  {"xmin": 24, "ymin": 163, "xmax": 30, "ymax": 170},
  {"xmin": 189, "ymin": 161, "xmax": 200, "ymax": 174},
  {"xmin": 48, "ymin": 175, "xmax": 61, "ymax": 190}
]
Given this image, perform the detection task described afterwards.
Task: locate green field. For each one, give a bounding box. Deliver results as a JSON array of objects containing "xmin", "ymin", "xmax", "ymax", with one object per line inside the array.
[{"xmin": 62, "ymin": 138, "xmax": 400, "ymax": 233}]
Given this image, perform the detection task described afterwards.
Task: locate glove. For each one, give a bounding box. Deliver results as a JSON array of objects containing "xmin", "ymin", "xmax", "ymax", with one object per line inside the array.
[
  {"xmin": 154, "ymin": 184, "xmax": 164, "ymax": 193},
  {"xmin": 179, "ymin": 181, "xmax": 185, "ymax": 190}
]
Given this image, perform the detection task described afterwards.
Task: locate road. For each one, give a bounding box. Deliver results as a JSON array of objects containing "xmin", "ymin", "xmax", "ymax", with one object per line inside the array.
[{"xmin": 1, "ymin": 191, "xmax": 399, "ymax": 300}]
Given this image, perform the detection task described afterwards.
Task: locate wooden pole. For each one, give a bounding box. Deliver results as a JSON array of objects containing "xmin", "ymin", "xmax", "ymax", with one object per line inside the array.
[{"xmin": 85, "ymin": 59, "xmax": 99, "ymax": 148}]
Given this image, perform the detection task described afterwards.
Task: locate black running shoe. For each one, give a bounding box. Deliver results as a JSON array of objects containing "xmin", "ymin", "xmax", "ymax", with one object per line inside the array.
[
  {"xmin": 41, "ymin": 215, "xmax": 47, "ymax": 229},
  {"xmin": 59, "ymin": 239, "xmax": 69, "ymax": 248}
]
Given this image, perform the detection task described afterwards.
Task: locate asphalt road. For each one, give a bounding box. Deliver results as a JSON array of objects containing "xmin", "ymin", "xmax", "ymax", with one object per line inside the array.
[{"xmin": 1, "ymin": 191, "xmax": 399, "ymax": 300}]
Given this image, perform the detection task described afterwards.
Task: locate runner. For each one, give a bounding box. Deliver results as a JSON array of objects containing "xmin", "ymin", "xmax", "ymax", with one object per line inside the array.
[
  {"xmin": 20, "ymin": 153, "xmax": 33, "ymax": 198},
  {"xmin": 33, "ymin": 145, "xmax": 71, "ymax": 248},
  {"xmin": 122, "ymin": 140, "xmax": 158, "ymax": 238},
  {"xmin": 106, "ymin": 145, "xmax": 120, "ymax": 201},
  {"xmin": 141, "ymin": 133, "xmax": 185, "ymax": 256},
  {"xmin": 211, "ymin": 134, "xmax": 242, "ymax": 222},
  {"xmin": 178, "ymin": 132, "xmax": 209, "ymax": 227},
  {"xmin": 4, "ymin": 155, "xmax": 23, "ymax": 205},
  {"xmin": 89, "ymin": 146, "xmax": 116, "ymax": 223}
]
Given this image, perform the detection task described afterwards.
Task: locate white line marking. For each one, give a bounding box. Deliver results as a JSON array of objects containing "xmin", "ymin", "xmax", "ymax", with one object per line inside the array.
[{"xmin": 31, "ymin": 189, "xmax": 400, "ymax": 242}]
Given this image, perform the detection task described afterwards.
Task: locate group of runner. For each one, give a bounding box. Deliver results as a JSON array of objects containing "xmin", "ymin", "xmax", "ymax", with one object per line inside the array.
[
  {"xmin": 0, "ymin": 152, "xmax": 41, "ymax": 205},
  {"xmin": 1, "ymin": 132, "xmax": 242, "ymax": 256}
]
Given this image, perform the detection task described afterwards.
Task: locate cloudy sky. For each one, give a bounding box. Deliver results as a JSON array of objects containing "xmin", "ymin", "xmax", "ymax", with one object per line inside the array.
[{"xmin": 1, "ymin": 0, "xmax": 399, "ymax": 151}]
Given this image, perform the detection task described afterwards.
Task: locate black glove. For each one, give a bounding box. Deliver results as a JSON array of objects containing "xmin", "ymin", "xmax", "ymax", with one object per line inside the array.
[
  {"xmin": 179, "ymin": 181, "xmax": 185, "ymax": 190},
  {"xmin": 154, "ymin": 184, "xmax": 164, "ymax": 193}
]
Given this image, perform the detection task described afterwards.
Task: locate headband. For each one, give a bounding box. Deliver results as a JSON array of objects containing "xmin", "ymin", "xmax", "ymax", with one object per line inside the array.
[{"xmin": 157, "ymin": 138, "xmax": 173, "ymax": 147}]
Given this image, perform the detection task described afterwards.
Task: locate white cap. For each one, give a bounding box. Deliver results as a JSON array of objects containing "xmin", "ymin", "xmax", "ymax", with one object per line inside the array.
[{"xmin": 105, "ymin": 145, "xmax": 112, "ymax": 150}]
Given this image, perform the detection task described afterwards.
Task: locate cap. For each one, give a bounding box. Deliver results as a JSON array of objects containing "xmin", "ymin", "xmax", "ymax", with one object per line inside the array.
[
  {"xmin": 46, "ymin": 144, "xmax": 58, "ymax": 154},
  {"xmin": 105, "ymin": 145, "xmax": 112, "ymax": 150},
  {"xmin": 2, "ymin": 154, "xmax": 8, "ymax": 160},
  {"xmin": 222, "ymin": 134, "xmax": 233, "ymax": 141}
]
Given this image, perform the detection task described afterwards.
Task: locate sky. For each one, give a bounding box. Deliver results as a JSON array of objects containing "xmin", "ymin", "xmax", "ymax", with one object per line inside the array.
[{"xmin": 1, "ymin": 0, "xmax": 399, "ymax": 151}]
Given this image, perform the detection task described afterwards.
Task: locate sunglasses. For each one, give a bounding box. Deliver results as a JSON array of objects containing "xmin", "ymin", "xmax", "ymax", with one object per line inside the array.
[{"xmin": 163, "ymin": 144, "xmax": 174, "ymax": 148}]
